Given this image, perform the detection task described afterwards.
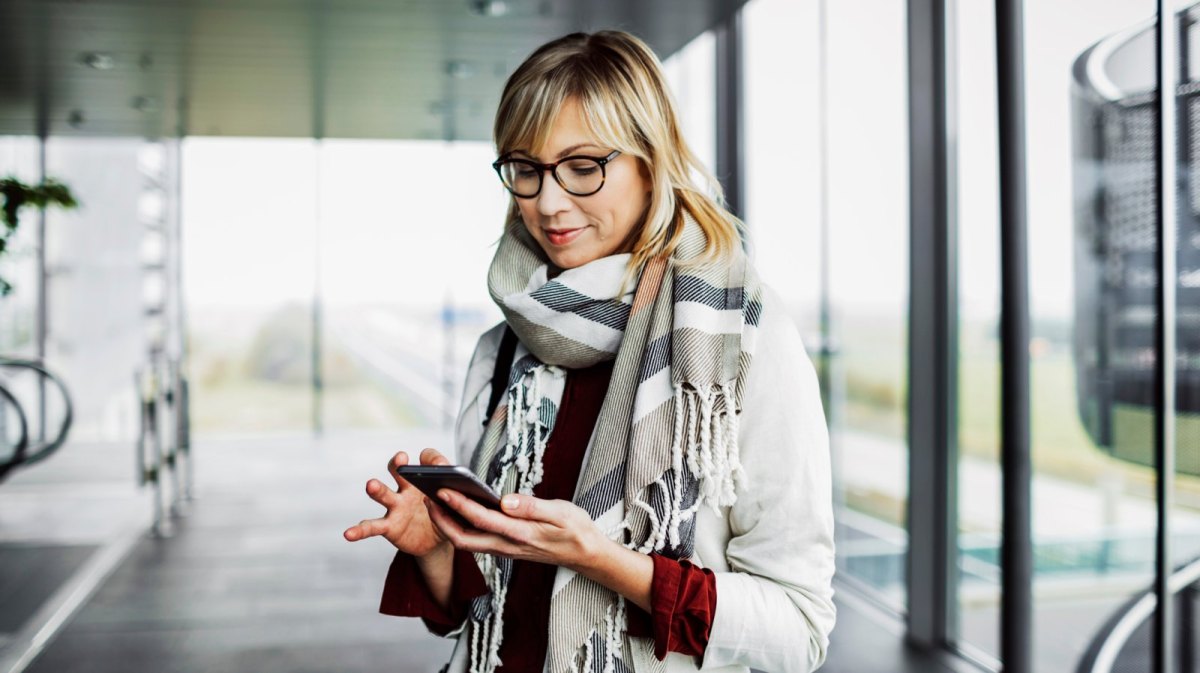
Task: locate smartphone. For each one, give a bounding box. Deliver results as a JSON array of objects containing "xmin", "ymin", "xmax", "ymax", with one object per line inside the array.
[{"xmin": 396, "ymin": 464, "xmax": 504, "ymax": 511}]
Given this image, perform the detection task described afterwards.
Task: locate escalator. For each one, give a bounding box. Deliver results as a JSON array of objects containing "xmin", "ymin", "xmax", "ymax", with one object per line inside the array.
[{"xmin": 0, "ymin": 358, "xmax": 73, "ymax": 483}]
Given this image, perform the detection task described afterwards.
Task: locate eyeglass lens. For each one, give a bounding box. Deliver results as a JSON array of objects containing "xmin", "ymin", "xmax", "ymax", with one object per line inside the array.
[{"xmin": 499, "ymin": 157, "xmax": 605, "ymax": 197}]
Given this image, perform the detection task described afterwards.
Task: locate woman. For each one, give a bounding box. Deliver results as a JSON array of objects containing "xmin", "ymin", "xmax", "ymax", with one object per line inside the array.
[{"xmin": 344, "ymin": 30, "xmax": 835, "ymax": 673}]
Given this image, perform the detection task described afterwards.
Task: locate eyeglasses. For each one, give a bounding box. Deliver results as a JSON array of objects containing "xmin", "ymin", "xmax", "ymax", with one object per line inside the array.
[{"xmin": 492, "ymin": 150, "xmax": 621, "ymax": 198}]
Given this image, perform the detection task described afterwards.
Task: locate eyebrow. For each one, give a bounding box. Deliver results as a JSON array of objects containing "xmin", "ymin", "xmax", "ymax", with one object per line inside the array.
[{"xmin": 513, "ymin": 143, "xmax": 602, "ymax": 161}]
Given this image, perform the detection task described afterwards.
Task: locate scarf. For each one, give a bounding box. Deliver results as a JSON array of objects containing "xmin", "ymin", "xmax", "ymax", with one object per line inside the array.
[{"xmin": 466, "ymin": 211, "xmax": 763, "ymax": 673}]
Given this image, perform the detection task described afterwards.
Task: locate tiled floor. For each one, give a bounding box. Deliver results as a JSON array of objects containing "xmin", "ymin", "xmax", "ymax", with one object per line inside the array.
[{"xmin": 3, "ymin": 430, "xmax": 961, "ymax": 673}]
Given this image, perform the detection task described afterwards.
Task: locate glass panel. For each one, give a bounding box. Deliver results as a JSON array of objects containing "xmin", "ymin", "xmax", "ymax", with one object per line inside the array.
[
  {"xmin": 0, "ymin": 136, "xmax": 42, "ymax": 462},
  {"xmin": 42, "ymin": 138, "xmax": 152, "ymax": 444},
  {"xmin": 0, "ymin": 136, "xmax": 41, "ymax": 358},
  {"xmin": 955, "ymin": 2, "xmax": 1162, "ymax": 670},
  {"xmin": 182, "ymin": 138, "xmax": 316, "ymax": 436},
  {"xmin": 1175, "ymin": 6, "xmax": 1200, "ymax": 670},
  {"xmin": 316, "ymin": 139, "xmax": 504, "ymax": 433},
  {"xmin": 744, "ymin": 0, "xmax": 910, "ymax": 610},
  {"xmin": 662, "ymin": 30, "xmax": 716, "ymax": 174},
  {"xmin": 953, "ymin": 0, "xmax": 1002, "ymax": 659}
]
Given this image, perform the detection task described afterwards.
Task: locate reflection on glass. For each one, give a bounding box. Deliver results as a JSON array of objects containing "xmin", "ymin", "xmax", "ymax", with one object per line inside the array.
[{"xmin": 952, "ymin": 1, "xmax": 1171, "ymax": 670}]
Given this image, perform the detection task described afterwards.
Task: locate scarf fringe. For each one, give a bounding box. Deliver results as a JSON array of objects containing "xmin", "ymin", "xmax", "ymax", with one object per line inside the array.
[
  {"xmin": 568, "ymin": 597, "xmax": 627, "ymax": 673},
  {"xmin": 632, "ymin": 382, "xmax": 744, "ymax": 557},
  {"xmin": 470, "ymin": 365, "xmax": 557, "ymax": 673},
  {"xmin": 471, "ymin": 371, "xmax": 746, "ymax": 673}
]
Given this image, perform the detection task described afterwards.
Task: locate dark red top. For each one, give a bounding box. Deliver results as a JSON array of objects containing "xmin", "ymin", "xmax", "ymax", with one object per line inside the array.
[{"xmin": 380, "ymin": 359, "xmax": 717, "ymax": 666}]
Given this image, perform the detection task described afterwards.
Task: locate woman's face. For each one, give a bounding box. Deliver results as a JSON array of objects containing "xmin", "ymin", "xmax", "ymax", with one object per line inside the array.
[{"xmin": 511, "ymin": 97, "xmax": 651, "ymax": 270}]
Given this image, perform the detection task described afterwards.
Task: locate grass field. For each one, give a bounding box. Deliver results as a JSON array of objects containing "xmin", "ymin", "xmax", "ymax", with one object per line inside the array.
[{"xmin": 832, "ymin": 312, "xmax": 1200, "ymax": 527}]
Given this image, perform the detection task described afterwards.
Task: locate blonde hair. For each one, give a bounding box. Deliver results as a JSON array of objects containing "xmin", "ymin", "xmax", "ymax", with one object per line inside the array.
[{"xmin": 493, "ymin": 30, "xmax": 743, "ymax": 272}]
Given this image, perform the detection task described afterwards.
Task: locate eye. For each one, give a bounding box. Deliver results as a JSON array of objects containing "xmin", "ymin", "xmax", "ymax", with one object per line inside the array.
[{"xmin": 563, "ymin": 159, "xmax": 599, "ymax": 177}]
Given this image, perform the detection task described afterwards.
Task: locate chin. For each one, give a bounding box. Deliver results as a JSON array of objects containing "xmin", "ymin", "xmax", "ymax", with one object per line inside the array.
[{"xmin": 547, "ymin": 250, "xmax": 592, "ymax": 270}]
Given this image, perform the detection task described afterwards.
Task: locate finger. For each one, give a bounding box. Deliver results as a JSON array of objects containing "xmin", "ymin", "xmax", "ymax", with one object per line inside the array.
[
  {"xmin": 420, "ymin": 447, "xmax": 452, "ymax": 466},
  {"xmin": 426, "ymin": 499, "xmax": 518, "ymax": 556},
  {"xmin": 425, "ymin": 496, "xmax": 468, "ymax": 539},
  {"xmin": 438, "ymin": 489, "xmax": 530, "ymax": 542},
  {"xmin": 343, "ymin": 517, "xmax": 387, "ymax": 542},
  {"xmin": 389, "ymin": 451, "xmax": 411, "ymax": 490},
  {"xmin": 364, "ymin": 478, "xmax": 399, "ymax": 509}
]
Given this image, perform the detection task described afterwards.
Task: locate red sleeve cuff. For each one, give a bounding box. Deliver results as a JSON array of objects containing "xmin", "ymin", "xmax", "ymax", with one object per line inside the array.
[
  {"xmin": 379, "ymin": 548, "xmax": 489, "ymax": 636},
  {"xmin": 641, "ymin": 554, "xmax": 718, "ymax": 661}
]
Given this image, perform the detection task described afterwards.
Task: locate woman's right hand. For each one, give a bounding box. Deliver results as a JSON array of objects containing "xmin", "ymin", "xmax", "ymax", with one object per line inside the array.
[{"xmin": 343, "ymin": 448, "xmax": 452, "ymax": 558}]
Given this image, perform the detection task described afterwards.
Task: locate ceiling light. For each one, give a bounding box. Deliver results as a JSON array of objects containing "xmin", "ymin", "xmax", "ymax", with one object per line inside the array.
[
  {"xmin": 468, "ymin": 0, "xmax": 508, "ymax": 17},
  {"xmin": 131, "ymin": 96, "xmax": 158, "ymax": 113},
  {"xmin": 445, "ymin": 61, "xmax": 475, "ymax": 79},
  {"xmin": 80, "ymin": 52, "xmax": 115, "ymax": 70}
]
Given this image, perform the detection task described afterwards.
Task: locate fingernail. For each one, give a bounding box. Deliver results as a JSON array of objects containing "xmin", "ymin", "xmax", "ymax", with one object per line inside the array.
[
  {"xmin": 502, "ymin": 495, "xmax": 518, "ymax": 510},
  {"xmin": 438, "ymin": 490, "xmax": 451, "ymax": 502}
]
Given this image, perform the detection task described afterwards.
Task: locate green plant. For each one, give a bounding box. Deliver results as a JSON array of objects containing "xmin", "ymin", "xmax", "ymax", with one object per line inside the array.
[{"xmin": 0, "ymin": 176, "xmax": 79, "ymax": 296}]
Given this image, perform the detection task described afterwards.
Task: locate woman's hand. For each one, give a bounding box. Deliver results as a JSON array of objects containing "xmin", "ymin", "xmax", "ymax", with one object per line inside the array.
[
  {"xmin": 343, "ymin": 448, "xmax": 452, "ymax": 559},
  {"xmin": 426, "ymin": 489, "xmax": 603, "ymax": 570},
  {"xmin": 426, "ymin": 488, "xmax": 655, "ymax": 612}
]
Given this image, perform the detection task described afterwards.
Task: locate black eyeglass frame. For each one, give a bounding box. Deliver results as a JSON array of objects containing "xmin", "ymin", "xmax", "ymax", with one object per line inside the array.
[{"xmin": 491, "ymin": 149, "xmax": 622, "ymax": 198}]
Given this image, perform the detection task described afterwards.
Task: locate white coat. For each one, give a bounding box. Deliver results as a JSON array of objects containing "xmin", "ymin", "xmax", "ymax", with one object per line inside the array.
[{"xmin": 435, "ymin": 285, "xmax": 836, "ymax": 673}]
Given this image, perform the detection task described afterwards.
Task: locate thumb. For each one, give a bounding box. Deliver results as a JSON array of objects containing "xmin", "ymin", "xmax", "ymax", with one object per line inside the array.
[{"xmin": 420, "ymin": 447, "xmax": 452, "ymax": 466}]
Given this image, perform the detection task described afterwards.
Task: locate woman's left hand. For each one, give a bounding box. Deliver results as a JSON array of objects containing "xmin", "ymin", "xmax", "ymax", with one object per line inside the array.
[{"xmin": 425, "ymin": 489, "xmax": 605, "ymax": 572}]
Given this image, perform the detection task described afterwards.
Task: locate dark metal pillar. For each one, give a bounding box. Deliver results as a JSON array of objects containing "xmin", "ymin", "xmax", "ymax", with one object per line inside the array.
[
  {"xmin": 995, "ymin": 1, "xmax": 1034, "ymax": 671},
  {"xmin": 1153, "ymin": 2, "xmax": 1179, "ymax": 672},
  {"xmin": 906, "ymin": 0, "xmax": 958, "ymax": 650},
  {"xmin": 715, "ymin": 12, "xmax": 745, "ymax": 220}
]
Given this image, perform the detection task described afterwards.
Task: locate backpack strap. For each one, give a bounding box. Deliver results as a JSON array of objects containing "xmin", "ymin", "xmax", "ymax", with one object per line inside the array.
[{"xmin": 483, "ymin": 325, "xmax": 518, "ymax": 427}]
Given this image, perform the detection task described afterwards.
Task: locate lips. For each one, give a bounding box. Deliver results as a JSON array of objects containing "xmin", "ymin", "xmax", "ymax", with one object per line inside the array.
[{"xmin": 544, "ymin": 227, "xmax": 585, "ymax": 246}]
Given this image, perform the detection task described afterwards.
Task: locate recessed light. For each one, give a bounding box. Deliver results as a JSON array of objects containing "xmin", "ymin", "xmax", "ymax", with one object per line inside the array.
[
  {"xmin": 131, "ymin": 96, "xmax": 158, "ymax": 113},
  {"xmin": 80, "ymin": 52, "xmax": 115, "ymax": 70},
  {"xmin": 445, "ymin": 60, "xmax": 475, "ymax": 79},
  {"xmin": 468, "ymin": 0, "xmax": 508, "ymax": 17}
]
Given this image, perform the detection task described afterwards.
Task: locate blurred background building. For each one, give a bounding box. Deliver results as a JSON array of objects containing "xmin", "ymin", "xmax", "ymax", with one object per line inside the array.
[{"xmin": 0, "ymin": 0, "xmax": 1196, "ymax": 672}]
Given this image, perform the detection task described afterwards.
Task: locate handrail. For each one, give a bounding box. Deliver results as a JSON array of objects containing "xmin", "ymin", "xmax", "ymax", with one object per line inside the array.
[
  {"xmin": 0, "ymin": 380, "xmax": 30, "ymax": 482},
  {"xmin": 0, "ymin": 357, "xmax": 74, "ymax": 472},
  {"xmin": 1074, "ymin": 555, "xmax": 1200, "ymax": 673}
]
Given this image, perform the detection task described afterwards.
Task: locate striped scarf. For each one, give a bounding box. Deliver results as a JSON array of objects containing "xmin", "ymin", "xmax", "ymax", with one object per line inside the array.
[{"xmin": 467, "ymin": 212, "xmax": 762, "ymax": 673}]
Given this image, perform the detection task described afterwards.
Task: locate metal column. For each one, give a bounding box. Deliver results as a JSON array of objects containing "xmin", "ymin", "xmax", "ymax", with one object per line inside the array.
[
  {"xmin": 995, "ymin": 1, "xmax": 1034, "ymax": 671},
  {"xmin": 906, "ymin": 0, "xmax": 958, "ymax": 651},
  {"xmin": 715, "ymin": 12, "xmax": 745, "ymax": 221},
  {"xmin": 1153, "ymin": 1, "xmax": 1179, "ymax": 672}
]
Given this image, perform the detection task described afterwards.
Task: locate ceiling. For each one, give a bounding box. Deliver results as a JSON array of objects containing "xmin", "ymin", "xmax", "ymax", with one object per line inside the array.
[{"xmin": 0, "ymin": 0, "xmax": 748, "ymax": 141}]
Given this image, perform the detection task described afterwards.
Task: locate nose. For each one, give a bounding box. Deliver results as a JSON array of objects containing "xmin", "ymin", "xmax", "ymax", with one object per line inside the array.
[{"xmin": 535, "ymin": 169, "xmax": 573, "ymax": 216}]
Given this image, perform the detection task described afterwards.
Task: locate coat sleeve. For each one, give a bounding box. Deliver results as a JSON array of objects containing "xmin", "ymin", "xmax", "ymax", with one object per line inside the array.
[{"xmin": 700, "ymin": 287, "xmax": 837, "ymax": 672}]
